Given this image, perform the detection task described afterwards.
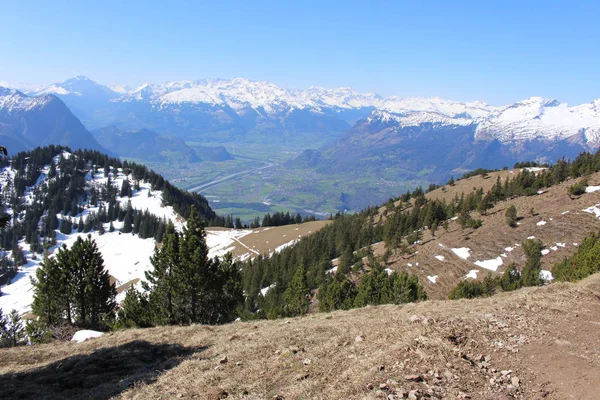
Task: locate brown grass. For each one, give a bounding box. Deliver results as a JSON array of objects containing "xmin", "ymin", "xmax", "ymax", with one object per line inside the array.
[
  {"xmin": 373, "ymin": 169, "xmax": 600, "ymax": 299},
  {"xmin": 3, "ymin": 274, "xmax": 600, "ymax": 399}
]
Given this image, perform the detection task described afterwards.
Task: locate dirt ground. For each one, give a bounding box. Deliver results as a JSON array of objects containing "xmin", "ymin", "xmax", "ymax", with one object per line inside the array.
[{"xmin": 2, "ymin": 273, "xmax": 600, "ymax": 399}]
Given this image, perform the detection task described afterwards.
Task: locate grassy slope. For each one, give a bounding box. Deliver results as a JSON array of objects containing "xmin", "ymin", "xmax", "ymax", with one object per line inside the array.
[
  {"xmin": 2, "ymin": 273, "xmax": 600, "ymax": 399},
  {"xmin": 375, "ymin": 169, "xmax": 600, "ymax": 299}
]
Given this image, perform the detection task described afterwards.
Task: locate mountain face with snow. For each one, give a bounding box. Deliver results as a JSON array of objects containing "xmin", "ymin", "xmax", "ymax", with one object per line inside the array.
[
  {"xmin": 17, "ymin": 76, "xmax": 600, "ymax": 149},
  {"xmin": 288, "ymin": 105, "xmax": 590, "ymax": 187},
  {"xmin": 0, "ymin": 87, "xmax": 106, "ymax": 154}
]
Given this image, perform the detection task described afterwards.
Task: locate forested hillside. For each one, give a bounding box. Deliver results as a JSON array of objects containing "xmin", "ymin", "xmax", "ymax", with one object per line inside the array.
[{"xmin": 0, "ymin": 145, "xmax": 222, "ymax": 303}]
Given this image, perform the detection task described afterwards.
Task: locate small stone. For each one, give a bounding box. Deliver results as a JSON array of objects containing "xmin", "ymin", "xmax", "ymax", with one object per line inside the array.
[
  {"xmin": 370, "ymin": 365, "xmax": 385, "ymax": 372},
  {"xmin": 501, "ymin": 370, "xmax": 512, "ymax": 376},
  {"xmin": 379, "ymin": 383, "xmax": 389, "ymax": 390},
  {"xmin": 367, "ymin": 383, "xmax": 374, "ymax": 390},
  {"xmin": 409, "ymin": 315, "xmax": 421, "ymax": 323},
  {"xmin": 236, "ymin": 361, "xmax": 243, "ymax": 366},
  {"xmin": 443, "ymin": 370, "xmax": 453, "ymax": 380},
  {"xmin": 405, "ymin": 374, "xmax": 423, "ymax": 382},
  {"xmin": 355, "ymin": 335, "xmax": 364, "ymax": 342},
  {"xmin": 218, "ymin": 392, "xmax": 228, "ymax": 399},
  {"xmin": 511, "ymin": 377, "xmax": 520, "ymax": 387},
  {"xmin": 219, "ymin": 356, "xmax": 228, "ymax": 364},
  {"xmin": 303, "ymin": 358, "xmax": 312, "ymax": 366},
  {"xmin": 408, "ymin": 389, "xmax": 420, "ymax": 400},
  {"xmin": 296, "ymin": 373, "xmax": 309, "ymax": 381},
  {"xmin": 387, "ymin": 395, "xmax": 397, "ymax": 400}
]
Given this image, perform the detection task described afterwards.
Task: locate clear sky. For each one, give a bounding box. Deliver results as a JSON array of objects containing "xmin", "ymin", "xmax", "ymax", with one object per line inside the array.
[{"xmin": 0, "ymin": 0, "xmax": 598, "ymax": 105}]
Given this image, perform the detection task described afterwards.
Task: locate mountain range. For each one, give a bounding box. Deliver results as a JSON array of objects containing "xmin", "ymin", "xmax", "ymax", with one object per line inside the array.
[
  {"xmin": 0, "ymin": 87, "xmax": 105, "ymax": 154},
  {"xmin": 16, "ymin": 76, "xmax": 600, "ymax": 148},
  {"xmin": 3, "ymin": 76, "xmax": 600, "ymax": 208}
]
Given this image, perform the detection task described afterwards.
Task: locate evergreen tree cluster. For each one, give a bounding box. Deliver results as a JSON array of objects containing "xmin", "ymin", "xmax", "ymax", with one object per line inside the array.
[
  {"xmin": 318, "ymin": 264, "xmax": 426, "ymax": 312},
  {"xmin": 242, "ymin": 207, "xmax": 383, "ymax": 318},
  {"xmin": 553, "ymin": 231, "xmax": 600, "ymax": 282},
  {"xmin": 0, "ymin": 145, "xmax": 224, "ymax": 259},
  {"xmin": 31, "ymin": 235, "xmax": 117, "ymax": 328},
  {"xmin": 0, "ymin": 308, "xmax": 26, "ymax": 347},
  {"xmin": 118, "ymin": 209, "xmax": 243, "ymax": 328}
]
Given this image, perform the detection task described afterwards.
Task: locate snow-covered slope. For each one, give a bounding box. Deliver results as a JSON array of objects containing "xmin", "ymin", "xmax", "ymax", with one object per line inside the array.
[
  {"xmin": 0, "ymin": 152, "xmax": 241, "ymax": 315},
  {"xmin": 25, "ymin": 76, "xmax": 119, "ymax": 99},
  {"xmin": 0, "ymin": 87, "xmax": 53, "ymax": 113},
  {"xmin": 476, "ymin": 97, "xmax": 600, "ymax": 147}
]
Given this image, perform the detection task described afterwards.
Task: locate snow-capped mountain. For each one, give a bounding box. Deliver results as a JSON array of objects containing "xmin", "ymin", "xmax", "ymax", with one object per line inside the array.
[
  {"xmin": 0, "ymin": 87, "xmax": 106, "ymax": 154},
  {"xmin": 8, "ymin": 76, "xmax": 600, "ymax": 148},
  {"xmin": 476, "ymin": 97, "xmax": 600, "ymax": 148},
  {"xmin": 25, "ymin": 75, "xmax": 119, "ymax": 99}
]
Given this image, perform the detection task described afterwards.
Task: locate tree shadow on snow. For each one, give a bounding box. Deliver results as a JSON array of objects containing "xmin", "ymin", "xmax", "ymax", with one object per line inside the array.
[{"xmin": 0, "ymin": 340, "xmax": 208, "ymax": 399}]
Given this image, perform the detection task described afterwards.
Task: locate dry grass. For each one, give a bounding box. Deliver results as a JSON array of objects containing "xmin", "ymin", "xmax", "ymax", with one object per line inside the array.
[
  {"xmin": 206, "ymin": 220, "xmax": 330, "ymax": 259},
  {"xmin": 3, "ymin": 274, "xmax": 600, "ymax": 399},
  {"xmin": 373, "ymin": 169, "xmax": 600, "ymax": 299}
]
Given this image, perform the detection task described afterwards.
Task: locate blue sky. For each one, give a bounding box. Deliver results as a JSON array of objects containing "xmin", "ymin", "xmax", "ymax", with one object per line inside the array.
[{"xmin": 0, "ymin": 0, "xmax": 598, "ymax": 105}]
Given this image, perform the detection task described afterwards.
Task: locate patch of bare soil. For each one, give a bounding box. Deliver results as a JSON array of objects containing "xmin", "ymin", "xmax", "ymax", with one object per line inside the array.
[{"xmin": 2, "ymin": 274, "xmax": 600, "ymax": 399}]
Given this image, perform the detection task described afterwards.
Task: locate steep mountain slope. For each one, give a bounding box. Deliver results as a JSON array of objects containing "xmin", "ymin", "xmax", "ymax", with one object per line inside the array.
[
  {"xmin": 290, "ymin": 107, "xmax": 590, "ymax": 184},
  {"xmin": 92, "ymin": 126, "xmax": 203, "ymax": 162},
  {"xmin": 0, "ymin": 147, "xmax": 219, "ymax": 315},
  {"xmin": 379, "ymin": 168, "xmax": 600, "ymax": 299},
  {"xmin": 0, "ymin": 88, "xmax": 106, "ymax": 154},
  {"xmin": 25, "ymin": 76, "xmax": 122, "ymax": 129},
  {"xmin": 2, "ymin": 272, "xmax": 600, "ymax": 399}
]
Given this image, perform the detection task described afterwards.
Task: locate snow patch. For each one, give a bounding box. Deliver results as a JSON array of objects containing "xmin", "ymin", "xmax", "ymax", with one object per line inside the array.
[
  {"xmin": 536, "ymin": 220, "xmax": 547, "ymax": 226},
  {"xmin": 451, "ymin": 247, "xmax": 471, "ymax": 260},
  {"xmin": 260, "ymin": 284, "xmax": 276, "ymax": 297},
  {"xmin": 474, "ymin": 257, "xmax": 503, "ymax": 272},
  {"xmin": 427, "ymin": 275, "xmax": 438, "ymax": 284},
  {"xmin": 72, "ymin": 330, "xmax": 104, "ymax": 343},
  {"xmin": 585, "ymin": 186, "xmax": 600, "ymax": 193},
  {"xmin": 434, "ymin": 255, "xmax": 445, "ymax": 261},
  {"xmin": 465, "ymin": 270, "xmax": 479, "ymax": 280},
  {"xmin": 541, "ymin": 249, "xmax": 551, "ymax": 256},
  {"xmin": 540, "ymin": 270, "xmax": 554, "ymax": 282},
  {"xmin": 583, "ymin": 204, "xmax": 600, "ymax": 218}
]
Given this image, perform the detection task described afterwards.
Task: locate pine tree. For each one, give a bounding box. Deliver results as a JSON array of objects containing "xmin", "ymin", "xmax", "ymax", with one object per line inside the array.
[
  {"xmin": 116, "ymin": 287, "xmax": 153, "ymax": 328},
  {"xmin": 145, "ymin": 222, "xmax": 180, "ymax": 324},
  {"xmin": 31, "ymin": 255, "xmax": 67, "ymax": 325},
  {"xmin": 0, "ymin": 309, "xmax": 26, "ymax": 347},
  {"xmin": 33, "ymin": 236, "xmax": 116, "ymax": 328},
  {"xmin": 283, "ymin": 262, "xmax": 309, "ymax": 316},
  {"xmin": 505, "ymin": 205, "xmax": 518, "ymax": 227},
  {"xmin": 177, "ymin": 207, "xmax": 210, "ymax": 323}
]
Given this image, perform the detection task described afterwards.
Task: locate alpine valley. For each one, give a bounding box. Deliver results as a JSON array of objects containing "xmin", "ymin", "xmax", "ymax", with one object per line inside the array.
[{"xmin": 4, "ymin": 76, "xmax": 600, "ymax": 214}]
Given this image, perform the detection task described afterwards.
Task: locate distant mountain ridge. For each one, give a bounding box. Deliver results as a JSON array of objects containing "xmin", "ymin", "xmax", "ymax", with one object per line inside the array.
[
  {"xmin": 92, "ymin": 126, "xmax": 232, "ymax": 163},
  {"xmin": 0, "ymin": 87, "xmax": 106, "ymax": 154},
  {"xmin": 17, "ymin": 76, "xmax": 600, "ymax": 147}
]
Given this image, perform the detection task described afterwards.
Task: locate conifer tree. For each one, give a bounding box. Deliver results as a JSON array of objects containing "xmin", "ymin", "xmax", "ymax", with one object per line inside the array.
[
  {"xmin": 0, "ymin": 309, "xmax": 26, "ymax": 347},
  {"xmin": 32, "ymin": 236, "xmax": 116, "ymax": 328},
  {"xmin": 283, "ymin": 262, "xmax": 309, "ymax": 316},
  {"xmin": 31, "ymin": 255, "xmax": 67, "ymax": 325}
]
